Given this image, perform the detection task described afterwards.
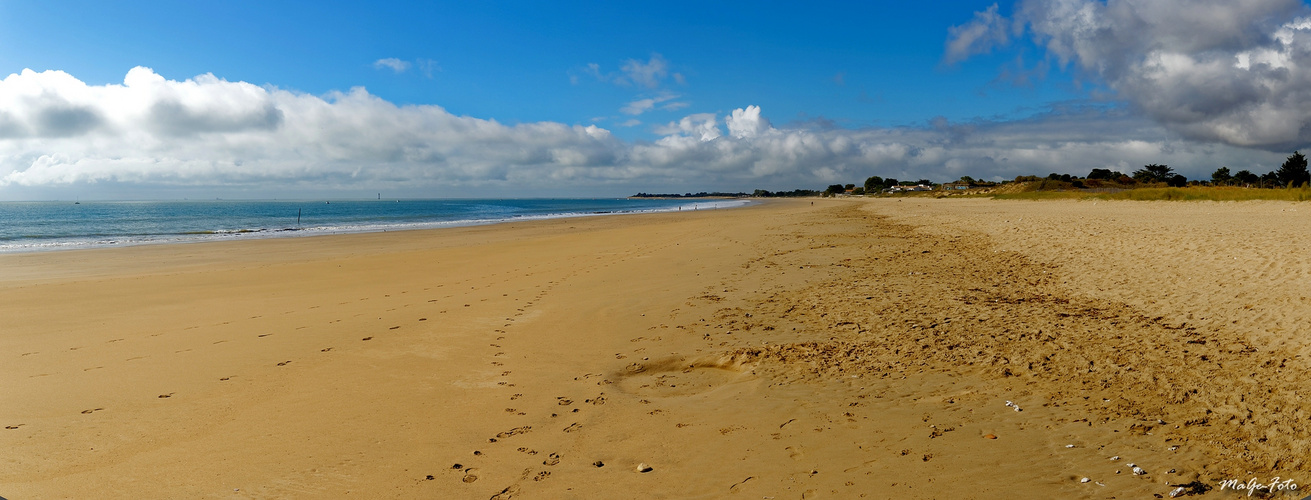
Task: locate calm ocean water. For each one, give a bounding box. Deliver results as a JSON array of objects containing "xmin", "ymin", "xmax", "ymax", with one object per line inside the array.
[{"xmin": 0, "ymin": 198, "xmax": 748, "ymax": 253}]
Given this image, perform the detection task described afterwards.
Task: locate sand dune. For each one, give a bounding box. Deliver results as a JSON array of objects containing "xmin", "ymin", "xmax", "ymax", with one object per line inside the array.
[{"xmin": 2, "ymin": 198, "xmax": 1307, "ymax": 498}]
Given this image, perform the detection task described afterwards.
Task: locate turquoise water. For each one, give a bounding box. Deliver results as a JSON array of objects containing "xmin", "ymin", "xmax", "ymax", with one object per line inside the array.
[{"xmin": 0, "ymin": 198, "xmax": 747, "ymax": 253}]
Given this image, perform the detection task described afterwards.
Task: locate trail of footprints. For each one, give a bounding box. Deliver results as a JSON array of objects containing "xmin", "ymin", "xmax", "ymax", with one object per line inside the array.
[
  {"xmin": 17, "ymin": 261, "xmax": 563, "ymax": 431},
  {"xmin": 426, "ymin": 243, "xmax": 695, "ymax": 494},
  {"xmin": 15, "ymin": 238, "xmax": 692, "ymax": 492}
]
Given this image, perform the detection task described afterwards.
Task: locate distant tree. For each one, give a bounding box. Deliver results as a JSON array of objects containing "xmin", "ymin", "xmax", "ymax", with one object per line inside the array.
[
  {"xmin": 1275, "ymin": 151, "xmax": 1310, "ymax": 187},
  {"xmin": 1060, "ymin": 174, "xmax": 1072, "ymax": 182},
  {"xmin": 1234, "ymin": 169, "xmax": 1259, "ymax": 186},
  {"xmin": 824, "ymin": 184, "xmax": 845, "ymax": 195},
  {"xmin": 1133, "ymin": 164, "xmax": 1175, "ymax": 183},
  {"xmin": 1165, "ymin": 174, "xmax": 1187, "ymax": 187},
  {"xmin": 915, "ymin": 179, "xmax": 933, "ymax": 186},
  {"xmin": 863, "ymin": 176, "xmax": 884, "ymax": 192},
  {"xmin": 958, "ymin": 176, "xmax": 975, "ymax": 185},
  {"xmin": 852, "ymin": 187, "xmax": 865, "ymax": 195},
  {"xmin": 1047, "ymin": 173, "xmax": 1061, "ymax": 180},
  {"xmin": 1087, "ymin": 168, "xmax": 1122, "ymax": 180},
  {"xmin": 844, "ymin": 184, "xmax": 856, "ymax": 191},
  {"xmin": 1211, "ymin": 167, "xmax": 1232, "ymax": 185},
  {"xmin": 898, "ymin": 180, "xmax": 917, "ymax": 186},
  {"xmin": 1261, "ymin": 171, "xmax": 1279, "ymax": 188},
  {"xmin": 882, "ymin": 178, "xmax": 899, "ymax": 189}
]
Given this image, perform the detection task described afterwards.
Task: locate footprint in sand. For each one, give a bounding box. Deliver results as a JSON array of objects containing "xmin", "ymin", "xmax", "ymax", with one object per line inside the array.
[
  {"xmin": 543, "ymin": 453, "xmax": 561, "ymax": 466},
  {"xmin": 158, "ymin": 393, "xmax": 174, "ymax": 398},
  {"xmin": 277, "ymin": 360, "xmax": 292, "ymax": 366},
  {"xmin": 461, "ymin": 468, "xmax": 479, "ymax": 483},
  {"xmin": 489, "ymin": 485, "xmax": 518, "ymax": 499},
  {"xmin": 81, "ymin": 408, "xmax": 104, "ymax": 414},
  {"xmin": 495, "ymin": 426, "xmax": 532, "ymax": 439},
  {"xmin": 5, "ymin": 424, "xmax": 24, "ymax": 429}
]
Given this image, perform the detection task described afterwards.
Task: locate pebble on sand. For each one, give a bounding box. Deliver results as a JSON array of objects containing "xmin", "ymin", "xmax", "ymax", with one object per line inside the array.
[
  {"xmin": 983, "ymin": 434, "xmax": 997, "ymax": 439},
  {"xmin": 637, "ymin": 463, "xmax": 653, "ymax": 473}
]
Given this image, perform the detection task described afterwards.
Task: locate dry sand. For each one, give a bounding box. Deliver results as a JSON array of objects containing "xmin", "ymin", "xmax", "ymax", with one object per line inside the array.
[{"xmin": 2, "ymin": 198, "xmax": 1308, "ymax": 498}]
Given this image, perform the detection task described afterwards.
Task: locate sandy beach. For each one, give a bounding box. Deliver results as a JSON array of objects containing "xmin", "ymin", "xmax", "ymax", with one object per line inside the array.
[{"xmin": 3, "ymin": 198, "xmax": 1309, "ymax": 498}]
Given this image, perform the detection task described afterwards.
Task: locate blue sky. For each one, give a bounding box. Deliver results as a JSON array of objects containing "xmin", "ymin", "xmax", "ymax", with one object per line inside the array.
[
  {"xmin": 1, "ymin": 0, "xmax": 1309, "ymax": 198},
  {"xmin": 2, "ymin": 1, "xmax": 1065, "ymax": 130}
]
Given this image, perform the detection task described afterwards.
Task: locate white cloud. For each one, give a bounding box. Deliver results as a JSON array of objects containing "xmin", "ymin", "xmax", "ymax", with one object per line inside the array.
[
  {"xmin": 620, "ymin": 93, "xmax": 681, "ymax": 115},
  {"xmin": 373, "ymin": 58, "xmax": 411, "ymax": 73},
  {"xmin": 654, "ymin": 113, "xmax": 721, "ymax": 142},
  {"xmin": 619, "ymin": 53, "xmax": 669, "ymax": 88},
  {"xmin": 583, "ymin": 54, "xmax": 676, "ymax": 89},
  {"xmin": 662, "ymin": 101, "xmax": 690, "ymax": 111},
  {"xmin": 943, "ymin": 3, "xmax": 1013, "ymax": 64},
  {"xmin": 0, "ymin": 67, "xmax": 1288, "ymax": 198},
  {"xmin": 417, "ymin": 59, "xmax": 440, "ymax": 78},
  {"xmin": 948, "ymin": 0, "xmax": 1311, "ymax": 150},
  {"xmin": 725, "ymin": 105, "xmax": 771, "ymax": 139}
]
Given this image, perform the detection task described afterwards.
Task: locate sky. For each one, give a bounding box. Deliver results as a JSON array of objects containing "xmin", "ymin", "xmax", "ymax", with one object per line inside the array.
[{"xmin": 2, "ymin": 0, "xmax": 1311, "ymax": 199}]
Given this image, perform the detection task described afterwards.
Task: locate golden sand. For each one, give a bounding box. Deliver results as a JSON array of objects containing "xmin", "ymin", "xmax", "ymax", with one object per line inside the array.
[{"xmin": 2, "ymin": 198, "xmax": 1308, "ymax": 498}]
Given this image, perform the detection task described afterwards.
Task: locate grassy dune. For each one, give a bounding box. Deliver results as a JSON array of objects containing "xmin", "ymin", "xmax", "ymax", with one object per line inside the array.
[{"xmin": 993, "ymin": 186, "xmax": 1311, "ymax": 201}]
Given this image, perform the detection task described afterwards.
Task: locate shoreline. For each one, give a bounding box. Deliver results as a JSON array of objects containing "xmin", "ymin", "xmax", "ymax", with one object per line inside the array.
[
  {"xmin": 3, "ymin": 197, "xmax": 1307, "ymax": 498},
  {"xmin": 0, "ymin": 198, "xmax": 752, "ymax": 256}
]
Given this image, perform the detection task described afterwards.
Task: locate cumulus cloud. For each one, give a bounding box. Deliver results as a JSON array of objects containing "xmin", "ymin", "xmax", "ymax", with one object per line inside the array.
[
  {"xmin": 0, "ymin": 67, "xmax": 1287, "ymax": 198},
  {"xmin": 948, "ymin": 0, "xmax": 1311, "ymax": 150},
  {"xmin": 0, "ymin": 67, "xmax": 625, "ymax": 191},
  {"xmin": 654, "ymin": 113, "xmax": 721, "ymax": 142},
  {"xmin": 373, "ymin": 58, "xmax": 412, "ymax": 73},
  {"xmin": 725, "ymin": 105, "xmax": 771, "ymax": 139}
]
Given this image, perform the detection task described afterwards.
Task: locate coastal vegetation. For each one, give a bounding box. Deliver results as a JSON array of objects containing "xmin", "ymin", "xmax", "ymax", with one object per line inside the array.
[
  {"xmin": 829, "ymin": 151, "xmax": 1311, "ymax": 202},
  {"xmin": 633, "ymin": 151, "xmax": 1311, "ymax": 202}
]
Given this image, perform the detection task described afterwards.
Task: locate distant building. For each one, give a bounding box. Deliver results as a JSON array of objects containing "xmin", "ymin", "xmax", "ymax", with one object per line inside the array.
[
  {"xmin": 940, "ymin": 182, "xmax": 970, "ymax": 190},
  {"xmin": 885, "ymin": 184, "xmax": 933, "ymax": 193}
]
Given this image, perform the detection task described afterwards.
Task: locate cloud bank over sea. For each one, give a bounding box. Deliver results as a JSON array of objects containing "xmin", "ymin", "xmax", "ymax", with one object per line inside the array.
[
  {"xmin": 0, "ymin": 67, "xmax": 1279, "ymax": 199},
  {"xmin": 6, "ymin": 0, "xmax": 1311, "ymax": 199}
]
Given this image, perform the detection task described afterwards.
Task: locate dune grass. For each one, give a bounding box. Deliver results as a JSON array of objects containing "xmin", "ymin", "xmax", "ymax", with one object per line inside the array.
[
  {"xmin": 1097, "ymin": 186, "xmax": 1311, "ymax": 201},
  {"xmin": 991, "ymin": 191, "xmax": 1094, "ymax": 200},
  {"xmin": 992, "ymin": 186, "xmax": 1311, "ymax": 202}
]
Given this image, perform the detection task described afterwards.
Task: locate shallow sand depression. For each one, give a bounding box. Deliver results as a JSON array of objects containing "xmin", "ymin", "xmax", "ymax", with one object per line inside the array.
[{"xmin": 2, "ymin": 198, "xmax": 1309, "ymax": 498}]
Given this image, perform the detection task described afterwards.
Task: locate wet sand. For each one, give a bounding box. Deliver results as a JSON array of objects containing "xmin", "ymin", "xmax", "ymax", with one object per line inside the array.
[{"xmin": 2, "ymin": 198, "xmax": 1307, "ymax": 498}]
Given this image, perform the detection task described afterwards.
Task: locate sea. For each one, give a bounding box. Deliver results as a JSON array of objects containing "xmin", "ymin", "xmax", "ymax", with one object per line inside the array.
[{"xmin": 0, "ymin": 198, "xmax": 749, "ymax": 254}]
